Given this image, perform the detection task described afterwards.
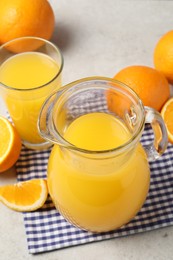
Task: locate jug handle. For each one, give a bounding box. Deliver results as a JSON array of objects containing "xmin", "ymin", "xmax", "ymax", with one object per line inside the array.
[{"xmin": 143, "ymin": 106, "xmax": 168, "ymax": 161}]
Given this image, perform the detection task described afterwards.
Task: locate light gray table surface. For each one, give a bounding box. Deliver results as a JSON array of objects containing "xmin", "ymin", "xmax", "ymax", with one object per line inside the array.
[{"xmin": 0, "ymin": 1, "xmax": 173, "ymax": 259}]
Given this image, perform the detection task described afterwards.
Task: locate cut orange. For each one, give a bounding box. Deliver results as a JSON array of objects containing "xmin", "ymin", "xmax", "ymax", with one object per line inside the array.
[
  {"xmin": 0, "ymin": 179, "xmax": 48, "ymax": 212},
  {"xmin": 0, "ymin": 116, "xmax": 22, "ymax": 172},
  {"xmin": 161, "ymin": 97, "xmax": 173, "ymax": 144}
]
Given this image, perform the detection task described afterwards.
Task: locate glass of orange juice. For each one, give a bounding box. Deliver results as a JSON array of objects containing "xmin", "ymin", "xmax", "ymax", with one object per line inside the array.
[
  {"xmin": 0, "ymin": 36, "xmax": 63, "ymax": 150},
  {"xmin": 38, "ymin": 77, "xmax": 168, "ymax": 232}
]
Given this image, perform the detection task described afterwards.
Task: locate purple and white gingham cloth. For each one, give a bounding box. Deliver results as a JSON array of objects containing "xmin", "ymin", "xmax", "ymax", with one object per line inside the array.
[{"xmin": 16, "ymin": 126, "xmax": 173, "ymax": 254}]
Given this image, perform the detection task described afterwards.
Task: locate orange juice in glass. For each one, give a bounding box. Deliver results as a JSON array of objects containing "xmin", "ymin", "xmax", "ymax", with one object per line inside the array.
[
  {"xmin": 0, "ymin": 37, "xmax": 63, "ymax": 149},
  {"xmin": 38, "ymin": 77, "xmax": 168, "ymax": 232}
]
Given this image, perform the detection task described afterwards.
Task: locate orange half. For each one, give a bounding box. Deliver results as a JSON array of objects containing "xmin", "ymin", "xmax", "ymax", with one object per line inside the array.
[
  {"xmin": 0, "ymin": 116, "xmax": 21, "ymax": 172},
  {"xmin": 0, "ymin": 179, "xmax": 48, "ymax": 211},
  {"xmin": 161, "ymin": 97, "xmax": 173, "ymax": 143}
]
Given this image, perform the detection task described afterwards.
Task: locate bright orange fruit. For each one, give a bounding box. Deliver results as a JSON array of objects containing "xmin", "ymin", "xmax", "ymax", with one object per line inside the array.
[
  {"xmin": 114, "ymin": 65, "xmax": 170, "ymax": 111},
  {"xmin": 161, "ymin": 97, "xmax": 173, "ymax": 144},
  {"xmin": 0, "ymin": 116, "xmax": 21, "ymax": 172},
  {"xmin": 0, "ymin": 179, "xmax": 48, "ymax": 212},
  {"xmin": 0, "ymin": 0, "xmax": 55, "ymax": 51},
  {"xmin": 154, "ymin": 30, "xmax": 173, "ymax": 84}
]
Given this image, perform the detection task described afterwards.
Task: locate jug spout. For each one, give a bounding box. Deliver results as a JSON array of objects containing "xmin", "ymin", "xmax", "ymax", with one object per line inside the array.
[{"xmin": 38, "ymin": 90, "xmax": 68, "ymax": 147}]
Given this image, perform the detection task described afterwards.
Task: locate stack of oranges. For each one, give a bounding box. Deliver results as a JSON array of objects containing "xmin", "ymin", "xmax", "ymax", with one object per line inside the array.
[{"xmin": 110, "ymin": 30, "xmax": 173, "ymax": 144}]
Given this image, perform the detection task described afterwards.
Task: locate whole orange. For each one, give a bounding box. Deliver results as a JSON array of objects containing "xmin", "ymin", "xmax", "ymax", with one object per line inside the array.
[
  {"xmin": 154, "ymin": 30, "xmax": 173, "ymax": 84},
  {"xmin": 0, "ymin": 0, "xmax": 55, "ymax": 45},
  {"xmin": 114, "ymin": 65, "xmax": 170, "ymax": 111}
]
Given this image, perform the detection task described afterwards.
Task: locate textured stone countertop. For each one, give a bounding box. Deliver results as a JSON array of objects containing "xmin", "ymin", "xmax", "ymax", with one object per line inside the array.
[{"xmin": 0, "ymin": 1, "xmax": 173, "ymax": 259}]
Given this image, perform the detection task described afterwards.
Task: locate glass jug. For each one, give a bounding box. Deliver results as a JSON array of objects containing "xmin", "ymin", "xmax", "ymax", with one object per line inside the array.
[{"xmin": 38, "ymin": 77, "xmax": 168, "ymax": 232}]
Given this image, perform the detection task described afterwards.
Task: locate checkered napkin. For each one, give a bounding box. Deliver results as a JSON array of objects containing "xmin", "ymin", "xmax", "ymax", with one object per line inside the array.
[{"xmin": 16, "ymin": 126, "xmax": 173, "ymax": 254}]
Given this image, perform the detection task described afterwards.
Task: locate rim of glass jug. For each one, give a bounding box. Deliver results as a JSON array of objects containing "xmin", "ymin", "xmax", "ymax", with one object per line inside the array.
[
  {"xmin": 40, "ymin": 76, "xmax": 146, "ymax": 156},
  {"xmin": 0, "ymin": 36, "xmax": 64, "ymax": 92}
]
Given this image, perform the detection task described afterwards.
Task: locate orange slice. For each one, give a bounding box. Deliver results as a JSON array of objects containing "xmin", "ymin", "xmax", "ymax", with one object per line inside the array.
[
  {"xmin": 0, "ymin": 116, "xmax": 22, "ymax": 172},
  {"xmin": 161, "ymin": 97, "xmax": 173, "ymax": 143},
  {"xmin": 0, "ymin": 179, "xmax": 48, "ymax": 212}
]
